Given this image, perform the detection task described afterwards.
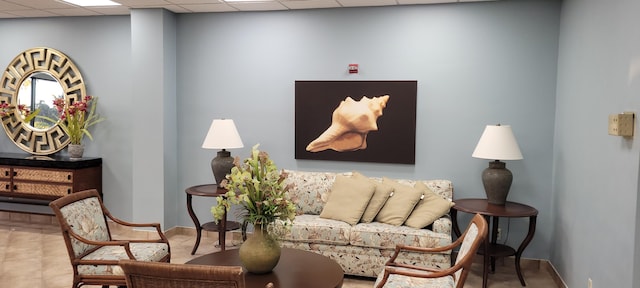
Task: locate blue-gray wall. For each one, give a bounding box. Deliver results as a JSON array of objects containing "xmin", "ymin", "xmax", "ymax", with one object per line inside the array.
[
  {"xmin": 0, "ymin": 16, "xmax": 135, "ymax": 218},
  {"xmin": 554, "ymin": 0, "xmax": 640, "ymax": 287},
  {"xmin": 176, "ymin": 0, "xmax": 559, "ymax": 261},
  {"xmin": 5, "ymin": 0, "xmax": 638, "ymax": 286}
]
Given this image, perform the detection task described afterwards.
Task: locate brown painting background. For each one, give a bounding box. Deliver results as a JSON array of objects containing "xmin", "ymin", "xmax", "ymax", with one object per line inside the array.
[{"xmin": 295, "ymin": 80, "xmax": 417, "ymax": 164}]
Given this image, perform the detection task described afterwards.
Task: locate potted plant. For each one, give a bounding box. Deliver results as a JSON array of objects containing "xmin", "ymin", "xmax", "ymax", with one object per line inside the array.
[
  {"xmin": 51, "ymin": 96, "xmax": 105, "ymax": 158},
  {"xmin": 211, "ymin": 144, "xmax": 296, "ymax": 273}
]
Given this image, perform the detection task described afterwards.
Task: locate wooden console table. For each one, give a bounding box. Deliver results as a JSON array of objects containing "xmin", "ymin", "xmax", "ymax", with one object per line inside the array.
[
  {"xmin": 451, "ymin": 198, "xmax": 537, "ymax": 288},
  {"xmin": 185, "ymin": 184, "xmax": 241, "ymax": 254},
  {"xmin": 0, "ymin": 152, "xmax": 102, "ymax": 210}
]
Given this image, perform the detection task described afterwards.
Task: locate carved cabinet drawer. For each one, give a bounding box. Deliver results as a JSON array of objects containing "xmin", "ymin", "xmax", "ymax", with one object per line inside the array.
[
  {"xmin": 12, "ymin": 183, "xmax": 73, "ymax": 197},
  {"xmin": 13, "ymin": 168, "xmax": 73, "ymax": 183},
  {"xmin": 0, "ymin": 181, "xmax": 10, "ymax": 192},
  {"xmin": 0, "ymin": 167, "xmax": 10, "ymax": 179}
]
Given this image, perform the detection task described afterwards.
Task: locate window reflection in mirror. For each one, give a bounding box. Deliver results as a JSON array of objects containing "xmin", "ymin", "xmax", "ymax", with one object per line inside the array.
[{"xmin": 17, "ymin": 72, "xmax": 63, "ymax": 130}]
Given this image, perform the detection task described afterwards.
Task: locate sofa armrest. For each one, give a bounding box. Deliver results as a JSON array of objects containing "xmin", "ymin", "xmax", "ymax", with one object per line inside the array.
[{"xmin": 431, "ymin": 215, "xmax": 452, "ymax": 235}]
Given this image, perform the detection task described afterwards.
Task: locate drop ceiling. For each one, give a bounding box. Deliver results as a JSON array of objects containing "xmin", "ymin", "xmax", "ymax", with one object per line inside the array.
[{"xmin": 0, "ymin": 0, "xmax": 495, "ymax": 19}]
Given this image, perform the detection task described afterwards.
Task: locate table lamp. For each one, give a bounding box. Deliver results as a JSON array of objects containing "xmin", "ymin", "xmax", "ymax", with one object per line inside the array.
[
  {"xmin": 472, "ymin": 124, "xmax": 523, "ymax": 205},
  {"xmin": 202, "ymin": 119, "xmax": 244, "ymax": 187}
]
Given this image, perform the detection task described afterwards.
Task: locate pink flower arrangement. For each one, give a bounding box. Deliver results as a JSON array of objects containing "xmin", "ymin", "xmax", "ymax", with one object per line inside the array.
[
  {"xmin": 0, "ymin": 103, "xmax": 37, "ymax": 121},
  {"xmin": 52, "ymin": 95, "xmax": 104, "ymax": 145}
]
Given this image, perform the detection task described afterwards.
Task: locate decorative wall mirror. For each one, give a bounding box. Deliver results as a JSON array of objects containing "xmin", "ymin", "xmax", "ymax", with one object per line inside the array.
[{"xmin": 0, "ymin": 47, "xmax": 85, "ymax": 155}]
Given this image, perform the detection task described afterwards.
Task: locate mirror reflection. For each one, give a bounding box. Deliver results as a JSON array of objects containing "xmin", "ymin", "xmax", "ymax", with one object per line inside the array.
[
  {"xmin": 1, "ymin": 47, "xmax": 86, "ymax": 155},
  {"xmin": 17, "ymin": 72, "xmax": 62, "ymax": 130}
]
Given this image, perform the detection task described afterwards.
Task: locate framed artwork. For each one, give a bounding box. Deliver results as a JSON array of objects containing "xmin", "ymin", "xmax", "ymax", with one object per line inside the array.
[{"xmin": 295, "ymin": 80, "xmax": 417, "ymax": 164}]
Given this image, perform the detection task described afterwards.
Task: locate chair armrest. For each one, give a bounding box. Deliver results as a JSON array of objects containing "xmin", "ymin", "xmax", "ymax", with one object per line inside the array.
[
  {"xmin": 66, "ymin": 228, "xmax": 126, "ymax": 246},
  {"xmin": 390, "ymin": 242, "xmax": 459, "ymax": 256},
  {"xmin": 385, "ymin": 263, "xmax": 457, "ymax": 279},
  {"xmin": 66, "ymin": 229, "xmax": 138, "ymax": 259},
  {"xmin": 384, "ymin": 240, "xmax": 463, "ymax": 269},
  {"xmin": 104, "ymin": 211, "xmax": 168, "ymax": 242}
]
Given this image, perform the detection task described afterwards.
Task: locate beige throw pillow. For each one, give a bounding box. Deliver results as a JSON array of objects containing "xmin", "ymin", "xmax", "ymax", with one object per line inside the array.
[
  {"xmin": 353, "ymin": 172, "xmax": 394, "ymax": 223},
  {"xmin": 374, "ymin": 177, "xmax": 423, "ymax": 226},
  {"xmin": 319, "ymin": 174, "xmax": 376, "ymax": 225},
  {"xmin": 404, "ymin": 181, "xmax": 455, "ymax": 229}
]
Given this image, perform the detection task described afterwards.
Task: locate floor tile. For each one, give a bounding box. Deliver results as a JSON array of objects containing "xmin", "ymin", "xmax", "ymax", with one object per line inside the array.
[{"xmin": 0, "ymin": 218, "xmax": 561, "ymax": 288}]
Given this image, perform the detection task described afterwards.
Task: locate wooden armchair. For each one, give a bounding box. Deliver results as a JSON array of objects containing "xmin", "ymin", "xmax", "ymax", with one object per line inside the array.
[
  {"xmin": 120, "ymin": 259, "xmax": 247, "ymax": 288},
  {"xmin": 374, "ymin": 213, "xmax": 488, "ymax": 288},
  {"xmin": 49, "ymin": 189, "xmax": 171, "ymax": 288}
]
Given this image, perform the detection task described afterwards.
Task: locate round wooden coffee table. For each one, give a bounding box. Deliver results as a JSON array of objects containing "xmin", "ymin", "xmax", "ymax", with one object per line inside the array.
[{"xmin": 186, "ymin": 248, "xmax": 344, "ymax": 288}]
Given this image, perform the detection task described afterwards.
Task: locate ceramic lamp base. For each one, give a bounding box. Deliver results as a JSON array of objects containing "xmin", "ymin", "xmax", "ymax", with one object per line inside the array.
[
  {"xmin": 211, "ymin": 149, "xmax": 234, "ymax": 187},
  {"xmin": 481, "ymin": 160, "xmax": 513, "ymax": 205}
]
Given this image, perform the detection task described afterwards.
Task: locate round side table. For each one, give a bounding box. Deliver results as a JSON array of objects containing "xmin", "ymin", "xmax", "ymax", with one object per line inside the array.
[
  {"xmin": 451, "ymin": 198, "xmax": 537, "ymax": 288},
  {"xmin": 185, "ymin": 184, "xmax": 241, "ymax": 254}
]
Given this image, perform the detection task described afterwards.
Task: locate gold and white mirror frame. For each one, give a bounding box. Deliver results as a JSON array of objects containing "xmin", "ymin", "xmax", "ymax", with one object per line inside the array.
[{"xmin": 0, "ymin": 47, "xmax": 85, "ymax": 155}]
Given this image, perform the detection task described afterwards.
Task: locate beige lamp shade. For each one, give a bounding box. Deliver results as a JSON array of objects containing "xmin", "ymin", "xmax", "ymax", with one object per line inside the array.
[
  {"xmin": 472, "ymin": 124, "xmax": 523, "ymax": 205},
  {"xmin": 472, "ymin": 124, "xmax": 523, "ymax": 160},
  {"xmin": 202, "ymin": 119, "xmax": 243, "ymax": 187},
  {"xmin": 202, "ymin": 119, "xmax": 244, "ymax": 149}
]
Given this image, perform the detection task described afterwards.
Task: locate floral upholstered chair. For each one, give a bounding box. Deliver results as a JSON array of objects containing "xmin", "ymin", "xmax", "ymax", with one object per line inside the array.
[
  {"xmin": 374, "ymin": 213, "xmax": 488, "ymax": 288},
  {"xmin": 49, "ymin": 189, "xmax": 170, "ymax": 288}
]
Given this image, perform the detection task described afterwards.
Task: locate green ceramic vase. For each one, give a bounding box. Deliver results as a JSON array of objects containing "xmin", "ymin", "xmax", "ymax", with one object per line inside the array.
[{"xmin": 238, "ymin": 224, "xmax": 281, "ymax": 274}]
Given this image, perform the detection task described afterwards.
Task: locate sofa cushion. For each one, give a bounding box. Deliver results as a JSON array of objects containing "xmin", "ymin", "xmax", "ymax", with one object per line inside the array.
[
  {"xmin": 404, "ymin": 181, "xmax": 455, "ymax": 229},
  {"xmin": 359, "ymin": 173, "xmax": 394, "ymax": 223},
  {"xmin": 280, "ymin": 242, "xmax": 452, "ymax": 278},
  {"xmin": 320, "ymin": 174, "xmax": 376, "ymax": 225},
  {"xmin": 284, "ymin": 170, "xmax": 344, "ymax": 215},
  {"xmin": 374, "ymin": 178, "xmax": 423, "ymax": 226},
  {"xmin": 350, "ymin": 222, "xmax": 452, "ymax": 250},
  {"xmin": 276, "ymin": 214, "xmax": 351, "ymax": 245}
]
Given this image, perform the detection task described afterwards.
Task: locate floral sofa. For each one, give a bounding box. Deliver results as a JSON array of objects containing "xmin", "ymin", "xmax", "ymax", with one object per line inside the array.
[{"xmin": 275, "ymin": 170, "xmax": 454, "ymax": 278}]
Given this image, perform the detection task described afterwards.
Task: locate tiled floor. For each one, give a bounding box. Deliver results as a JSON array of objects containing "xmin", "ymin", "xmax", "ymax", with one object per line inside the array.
[{"xmin": 0, "ymin": 213, "xmax": 562, "ymax": 288}]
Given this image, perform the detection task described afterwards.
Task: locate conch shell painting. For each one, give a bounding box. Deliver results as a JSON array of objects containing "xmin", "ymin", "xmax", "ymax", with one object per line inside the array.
[{"xmin": 306, "ymin": 95, "xmax": 390, "ymax": 152}]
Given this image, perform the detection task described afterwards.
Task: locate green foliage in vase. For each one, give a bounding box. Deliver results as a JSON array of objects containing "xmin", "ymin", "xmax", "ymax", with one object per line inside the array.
[{"xmin": 211, "ymin": 144, "xmax": 296, "ymax": 231}]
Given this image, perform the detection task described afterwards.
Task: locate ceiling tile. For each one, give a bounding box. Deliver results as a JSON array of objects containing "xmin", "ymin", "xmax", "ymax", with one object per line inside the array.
[
  {"xmin": 0, "ymin": 1, "xmax": 30, "ymax": 10},
  {"xmin": 87, "ymin": 6, "xmax": 132, "ymax": 15},
  {"xmin": 5, "ymin": 0, "xmax": 72, "ymax": 9},
  {"xmin": 48, "ymin": 8, "xmax": 101, "ymax": 17},
  {"xmin": 161, "ymin": 4, "xmax": 192, "ymax": 13},
  {"xmin": 167, "ymin": 0, "xmax": 220, "ymax": 4},
  {"xmin": 336, "ymin": 0, "xmax": 397, "ymax": 7},
  {"xmin": 280, "ymin": 0, "xmax": 341, "ymax": 10},
  {"xmin": 227, "ymin": 1, "xmax": 288, "ymax": 11},
  {"xmin": 7, "ymin": 9, "xmax": 58, "ymax": 17},
  {"xmin": 0, "ymin": 0, "xmax": 500, "ymax": 18},
  {"xmin": 113, "ymin": 0, "xmax": 171, "ymax": 6},
  {"xmin": 0, "ymin": 11, "xmax": 17, "ymax": 18},
  {"xmin": 180, "ymin": 3, "xmax": 237, "ymax": 12}
]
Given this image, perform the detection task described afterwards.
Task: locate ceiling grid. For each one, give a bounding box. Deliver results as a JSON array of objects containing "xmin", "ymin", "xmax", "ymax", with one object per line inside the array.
[{"xmin": 0, "ymin": 0, "xmax": 495, "ymax": 18}]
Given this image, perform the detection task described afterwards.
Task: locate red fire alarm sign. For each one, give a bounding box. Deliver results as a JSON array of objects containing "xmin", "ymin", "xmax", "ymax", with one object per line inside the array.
[{"xmin": 348, "ymin": 63, "xmax": 358, "ymax": 74}]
